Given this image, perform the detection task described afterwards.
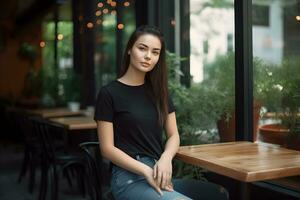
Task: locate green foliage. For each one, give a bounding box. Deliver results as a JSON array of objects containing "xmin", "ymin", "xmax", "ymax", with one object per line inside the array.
[
  {"xmin": 62, "ymin": 69, "xmax": 82, "ymax": 103},
  {"xmin": 57, "ymin": 22, "xmax": 73, "ymax": 58},
  {"xmin": 40, "ymin": 66, "xmax": 58, "ymax": 107},
  {"xmin": 18, "ymin": 43, "xmax": 38, "ymax": 63},
  {"xmin": 167, "ymin": 51, "xmax": 219, "ymax": 143},
  {"xmin": 275, "ymin": 57, "xmax": 300, "ymax": 136},
  {"xmin": 40, "ymin": 21, "xmax": 74, "ymax": 107},
  {"xmin": 203, "ymin": 53, "xmax": 235, "ymax": 121},
  {"xmin": 22, "ymin": 68, "xmax": 42, "ymax": 98},
  {"xmin": 253, "ymin": 59, "xmax": 281, "ymax": 111},
  {"xmin": 166, "ymin": 51, "xmax": 218, "ymax": 180},
  {"xmin": 203, "ymin": 52, "xmax": 282, "ymax": 121}
]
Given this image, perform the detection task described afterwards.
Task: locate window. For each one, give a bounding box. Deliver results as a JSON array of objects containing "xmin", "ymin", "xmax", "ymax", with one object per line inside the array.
[{"xmin": 183, "ymin": 0, "xmax": 235, "ymax": 144}]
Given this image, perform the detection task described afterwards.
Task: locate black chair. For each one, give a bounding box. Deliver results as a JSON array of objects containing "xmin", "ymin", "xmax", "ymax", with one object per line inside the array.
[
  {"xmin": 31, "ymin": 116, "xmax": 86, "ymax": 200},
  {"xmin": 18, "ymin": 113, "xmax": 42, "ymax": 193},
  {"xmin": 79, "ymin": 141, "xmax": 114, "ymax": 200},
  {"xmin": 9, "ymin": 109, "xmax": 42, "ymax": 194}
]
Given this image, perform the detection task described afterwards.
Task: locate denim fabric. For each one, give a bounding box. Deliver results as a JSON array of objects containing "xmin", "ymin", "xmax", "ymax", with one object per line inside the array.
[{"xmin": 110, "ymin": 155, "xmax": 229, "ymax": 200}]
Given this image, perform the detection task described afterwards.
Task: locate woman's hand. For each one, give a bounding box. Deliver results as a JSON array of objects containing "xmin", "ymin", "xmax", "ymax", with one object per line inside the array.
[
  {"xmin": 153, "ymin": 154, "xmax": 173, "ymax": 191},
  {"xmin": 143, "ymin": 166, "xmax": 163, "ymax": 196}
]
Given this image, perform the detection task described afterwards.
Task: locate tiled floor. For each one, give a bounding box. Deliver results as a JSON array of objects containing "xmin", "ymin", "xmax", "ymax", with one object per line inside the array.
[{"xmin": 0, "ymin": 142, "xmax": 89, "ymax": 200}]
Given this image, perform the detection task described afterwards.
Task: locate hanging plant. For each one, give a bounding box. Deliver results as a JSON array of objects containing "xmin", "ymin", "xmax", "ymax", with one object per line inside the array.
[{"xmin": 18, "ymin": 42, "xmax": 37, "ymax": 63}]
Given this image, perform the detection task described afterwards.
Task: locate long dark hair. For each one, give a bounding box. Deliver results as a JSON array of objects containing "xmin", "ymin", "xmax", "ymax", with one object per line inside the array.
[{"xmin": 118, "ymin": 25, "xmax": 169, "ymax": 126}]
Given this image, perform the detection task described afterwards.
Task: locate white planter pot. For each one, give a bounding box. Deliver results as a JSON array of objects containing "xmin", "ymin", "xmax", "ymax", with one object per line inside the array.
[{"xmin": 68, "ymin": 101, "xmax": 80, "ymax": 112}]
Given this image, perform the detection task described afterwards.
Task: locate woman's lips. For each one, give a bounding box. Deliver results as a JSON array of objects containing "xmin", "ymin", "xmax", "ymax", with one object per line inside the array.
[{"xmin": 141, "ymin": 62, "xmax": 150, "ymax": 67}]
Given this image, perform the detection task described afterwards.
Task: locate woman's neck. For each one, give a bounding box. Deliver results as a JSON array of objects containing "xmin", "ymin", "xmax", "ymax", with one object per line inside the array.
[{"xmin": 118, "ymin": 66, "xmax": 146, "ymax": 86}]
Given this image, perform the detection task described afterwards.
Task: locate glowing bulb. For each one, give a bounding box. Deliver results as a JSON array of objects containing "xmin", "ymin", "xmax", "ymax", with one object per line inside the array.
[
  {"xmin": 124, "ymin": 1, "xmax": 130, "ymax": 6},
  {"xmin": 95, "ymin": 10, "xmax": 101, "ymax": 16},
  {"xmin": 296, "ymin": 16, "xmax": 300, "ymax": 21},
  {"xmin": 97, "ymin": 2, "xmax": 104, "ymax": 7},
  {"xmin": 171, "ymin": 19, "xmax": 176, "ymax": 26},
  {"xmin": 96, "ymin": 19, "xmax": 102, "ymax": 25},
  {"xmin": 117, "ymin": 23, "xmax": 124, "ymax": 29},
  {"xmin": 57, "ymin": 34, "xmax": 64, "ymax": 40},
  {"xmin": 111, "ymin": 1, "xmax": 116, "ymax": 7},
  {"xmin": 111, "ymin": 10, "xmax": 116, "ymax": 15},
  {"xmin": 103, "ymin": 8, "xmax": 109, "ymax": 14},
  {"xmin": 39, "ymin": 41, "xmax": 45, "ymax": 48},
  {"xmin": 87, "ymin": 22, "xmax": 94, "ymax": 29}
]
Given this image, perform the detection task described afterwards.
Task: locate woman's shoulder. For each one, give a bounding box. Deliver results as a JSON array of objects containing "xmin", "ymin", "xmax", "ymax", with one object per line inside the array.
[
  {"xmin": 97, "ymin": 80, "xmax": 121, "ymax": 96},
  {"xmin": 101, "ymin": 80, "xmax": 118, "ymax": 89}
]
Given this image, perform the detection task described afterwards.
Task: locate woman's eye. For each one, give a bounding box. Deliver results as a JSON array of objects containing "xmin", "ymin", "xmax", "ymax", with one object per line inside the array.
[
  {"xmin": 153, "ymin": 52, "xmax": 159, "ymax": 56},
  {"xmin": 138, "ymin": 47, "xmax": 146, "ymax": 51}
]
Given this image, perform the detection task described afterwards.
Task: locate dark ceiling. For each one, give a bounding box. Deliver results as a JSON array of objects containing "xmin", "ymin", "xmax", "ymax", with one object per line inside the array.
[
  {"xmin": 0, "ymin": 0, "xmax": 36, "ymax": 20},
  {"xmin": 0, "ymin": 0, "xmax": 71, "ymax": 24}
]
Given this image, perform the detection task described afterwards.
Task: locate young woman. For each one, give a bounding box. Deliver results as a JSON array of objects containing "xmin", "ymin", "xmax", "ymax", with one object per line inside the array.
[{"xmin": 95, "ymin": 25, "xmax": 228, "ymax": 200}]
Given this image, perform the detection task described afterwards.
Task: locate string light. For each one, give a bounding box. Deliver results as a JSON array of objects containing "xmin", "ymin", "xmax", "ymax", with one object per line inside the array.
[
  {"xmin": 111, "ymin": 10, "xmax": 117, "ymax": 15},
  {"xmin": 96, "ymin": 19, "xmax": 102, "ymax": 25},
  {"xmin": 97, "ymin": 2, "xmax": 104, "ymax": 8},
  {"xmin": 39, "ymin": 41, "xmax": 45, "ymax": 48},
  {"xmin": 111, "ymin": 1, "xmax": 116, "ymax": 7},
  {"xmin": 117, "ymin": 23, "xmax": 124, "ymax": 29},
  {"xmin": 94, "ymin": 0, "xmax": 131, "ymax": 26},
  {"xmin": 296, "ymin": 16, "xmax": 300, "ymax": 21},
  {"xmin": 103, "ymin": 8, "xmax": 109, "ymax": 14},
  {"xmin": 57, "ymin": 34, "xmax": 64, "ymax": 40},
  {"xmin": 95, "ymin": 10, "xmax": 101, "ymax": 16},
  {"xmin": 87, "ymin": 22, "xmax": 94, "ymax": 29}
]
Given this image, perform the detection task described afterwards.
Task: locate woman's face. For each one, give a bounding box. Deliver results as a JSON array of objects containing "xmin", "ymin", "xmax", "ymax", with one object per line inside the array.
[{"xmin": 128, "ymin": 34, "xmax": 162, "ymax": 73}]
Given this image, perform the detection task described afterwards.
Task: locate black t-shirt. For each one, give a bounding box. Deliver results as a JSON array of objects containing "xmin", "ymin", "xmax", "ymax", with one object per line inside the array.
[{"xmin": 94, "ymin": 80, "xmax": 175, "ymax": 160}]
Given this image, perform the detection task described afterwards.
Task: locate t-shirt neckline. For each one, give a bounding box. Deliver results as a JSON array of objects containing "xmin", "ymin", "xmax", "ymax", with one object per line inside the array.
[{"xmin": 116, "ymin": 80, "xmax": 145, "ymax": 88}]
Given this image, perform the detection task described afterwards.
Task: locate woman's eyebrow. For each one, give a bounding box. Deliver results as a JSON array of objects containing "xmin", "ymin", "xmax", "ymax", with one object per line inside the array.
[{"xmin": 138, "ymin": 43, "xmax": 161, "ymax": 51}]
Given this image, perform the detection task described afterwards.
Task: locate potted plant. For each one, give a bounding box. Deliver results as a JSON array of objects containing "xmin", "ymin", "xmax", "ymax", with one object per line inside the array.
[
  {"xmin": 259, "ymin": 57, "xmax": 300, "ymax": 150},
  {"xmin": 202, "ymin": 52, "xmax": 278, "ymax": 142}
]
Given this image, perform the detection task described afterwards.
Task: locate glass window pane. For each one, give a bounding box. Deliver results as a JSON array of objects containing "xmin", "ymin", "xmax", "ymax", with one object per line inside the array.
[
  {"xmin": 254, "ymin": 0, "xmax": 300, "ymax": 150},
  {"xmin": 41, "ymin": 1, "xmax": 74, "ymax": 107},
  {"xmin": 187, "ymin": 0, "xmax": 235, "ymax": 144},
  {"xmin": 94, "ymin": 1, "xmax": 135, "ymax": 92}
]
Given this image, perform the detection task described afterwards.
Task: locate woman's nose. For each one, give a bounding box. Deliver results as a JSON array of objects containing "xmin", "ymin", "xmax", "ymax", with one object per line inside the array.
[{"xmin": 145, "ymin": 51, "xmax": 151, "ymax": 60}]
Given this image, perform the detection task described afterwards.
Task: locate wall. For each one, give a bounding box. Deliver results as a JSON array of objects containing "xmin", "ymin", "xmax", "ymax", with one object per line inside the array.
[{"xmin": 0, "ymin": 20, "xmax": 41, "ymax": 100}]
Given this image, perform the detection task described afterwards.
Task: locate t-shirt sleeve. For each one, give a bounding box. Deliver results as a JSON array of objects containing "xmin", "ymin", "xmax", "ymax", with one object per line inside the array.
[
  {"xmin": 168, "ymin": 95, "xmax": 175, "ymax": 113},
  {"xmin": 94, "ymin": 87, "xmax": 114, "ymax": 122}
]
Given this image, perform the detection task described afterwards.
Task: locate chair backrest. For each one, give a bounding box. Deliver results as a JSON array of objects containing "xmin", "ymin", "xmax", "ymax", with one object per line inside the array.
[
  {"xmin": 79, "ymin": 142, "xmax": 103, "ymax": 200},
  {"xmin": 30, "ymin": 116, "xmax": 62, "ymax": 163}
]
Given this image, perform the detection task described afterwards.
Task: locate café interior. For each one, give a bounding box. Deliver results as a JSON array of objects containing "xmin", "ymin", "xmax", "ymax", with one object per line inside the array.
[{"xmin": 0, "ymin": 0, "xmax": 300, "ymax": 200}]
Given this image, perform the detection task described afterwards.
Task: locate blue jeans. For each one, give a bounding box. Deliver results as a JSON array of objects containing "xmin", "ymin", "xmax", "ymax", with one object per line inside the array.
[{"xmin": 110, "ymin": 155, "xmax": 229, "ymax": 200}]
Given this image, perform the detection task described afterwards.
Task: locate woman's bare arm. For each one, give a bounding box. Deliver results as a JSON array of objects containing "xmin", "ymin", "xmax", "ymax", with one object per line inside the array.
[
  {"xmin": 97, "ymin": 120, "xmax": 162, "ymax": 195},
  {"xmin": 153, "ymin": 112, "xmax": 180, "ymax": 190}
]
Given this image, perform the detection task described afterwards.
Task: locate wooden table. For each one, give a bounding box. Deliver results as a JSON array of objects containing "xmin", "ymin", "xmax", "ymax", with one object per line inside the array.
[
  {"xmin": 176, "ymin": 141, "xmax": 300, "ymax": 199},
  {"xmin": 50, "ymin": 116, "xmax": 97, "ymax": 130},
  {"xmin": 49, "ymin": 116, "xmax": 97, "ymax": 148},
  {"xmin": 27, "ymin": 107, "xmax": 85, "ymax": 118}
]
